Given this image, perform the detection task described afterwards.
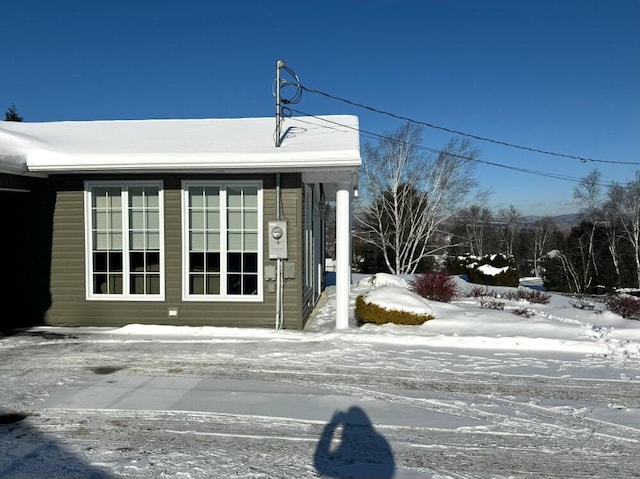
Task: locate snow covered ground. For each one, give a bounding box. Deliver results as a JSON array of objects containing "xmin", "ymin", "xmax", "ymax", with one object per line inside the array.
[{"xmin": 1, "ymin": 274, "xmax": 639, "ymax": 478}]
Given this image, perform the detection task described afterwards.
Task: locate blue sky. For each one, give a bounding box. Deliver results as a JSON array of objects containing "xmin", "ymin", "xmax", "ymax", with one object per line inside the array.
[{"xmin": 3, "ymin": 0, "xmax": 639, "ymax": 216}]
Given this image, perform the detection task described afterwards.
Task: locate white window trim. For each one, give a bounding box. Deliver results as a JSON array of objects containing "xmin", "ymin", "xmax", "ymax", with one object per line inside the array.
[
  {"xmin": 181, "ymin": 180, "xmax": 263, "ymax": 302},
  {"xmin": 84, "ymin": 180, "xmax": 165, "ymax": 301}
]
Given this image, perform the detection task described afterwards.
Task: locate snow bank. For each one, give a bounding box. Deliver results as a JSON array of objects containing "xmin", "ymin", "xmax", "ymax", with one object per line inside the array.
[{"xmin": 362, "ymin": 286, "xmax": 434, "ymax": 316}]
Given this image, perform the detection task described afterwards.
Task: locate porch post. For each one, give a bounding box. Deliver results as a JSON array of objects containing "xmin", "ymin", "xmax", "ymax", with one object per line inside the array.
[{"xmin": 335, "ymin": 182, "xmax": 352, "ymax": 329}]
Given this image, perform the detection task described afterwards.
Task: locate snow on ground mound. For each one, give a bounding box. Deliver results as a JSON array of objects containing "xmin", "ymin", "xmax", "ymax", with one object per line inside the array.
[
  {"xmin": 362, "ymin": 286, "xmax": 434, "ymax": 316},
  {"xmin": 357, "ymin": 273, "xmax": 409, "ymax": 289}
]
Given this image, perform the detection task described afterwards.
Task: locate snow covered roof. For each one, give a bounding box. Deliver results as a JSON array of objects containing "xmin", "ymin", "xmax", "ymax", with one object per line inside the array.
[{"xmin": 0, "ymin": 115, "xmax": 361, "ymax": 175}]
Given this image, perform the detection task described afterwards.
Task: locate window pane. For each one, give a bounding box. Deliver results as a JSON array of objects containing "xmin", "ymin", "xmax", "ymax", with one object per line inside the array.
[
  {"xmin": 228, "ymin": 232, "xmax": 242, "ymax": 250},
  {"xmin": 110, "ymin": 192, "xmax": 122, "ymax": 209},
  {"xmin": 129, "ymin": 187, "xmax": 145, "ymax": 207},
  {"xmin": 147, "ymin": 232, "xmax": 160, "ymax": 250},
  {"xmin": 191, "ymin": 232, "xmax": 205, "ymax": 251},
  {"xmin": 244, "ymin": 187, "xmax": 258, "ymax": 207},
  {"xmin": 227, "ymin": 187, "xmax": 242, "ymax": 207},
  {"xmin": 130, "ymin": 252, "xmax": 145, "ymax": 272},
  {"xmin": 227, "ymin": 274, "xmax": 242, "ymax": 294},
  {"xmin": 95, "ymin": 211, "xmax": 108, "ymax": 229},
  {"xmin": 243, "ymin": 275, "xmax": 258, "ymax": 295},
  {"xmin": 94, "ymin": 252, "xmax": 107, "ymax": 272},
  {"xmin": 147, "ymin": 211, "xmax": 159, "ymax": 230},
  {"xmin": 130, "ymin": 211, "xmax": 144, "ymax": 229},
  {"xmin": 190, "ymin": 275, "xmax": 205, "ymax": 294},
  {"xmin": 111, "ymin": 233, "xmax": 122, "ymax": 250},
  {"xmin": 93, "ymin": 274, "xmax": 107, "ymax": 293},
  {"xmin": 244, "ymin": 233, "xmax": 258, "ymax": 251},
  {"xmin": 130, "ymin": 232, "xmax": 145, "ymax": 250},
  {"xmin": 146, "ymin": 192, "xmax": 159, "ymax": 208},
  {"xmin": 243, "ymin": 253, "xmax": 258, "ymax": 273},
  {"xmin": 206, "ymin": 252, "xmax": 220, "ymax": 272},
  {"xmin": 243, "ymin": 211, "xmax": 258, "ymax": 229},
  {"xmin": 109, "ymin": 252, "xmax": 123, "ymax": 272},
  {"xmin": 130, "ymin": 274, "xmax": 145, "ymax": 294},
  {"xmin": 189, "ymin": 187, "xmax": 204, "ymax": 207},
  {"xmin": 228, "ymin": 253, "xmax": 241, "ymax": 272},
  {"xmin": 190, "ymin": 253, "xmax": 205, "ymax": 272},
  {"xmin": 206, "ymin": 275, "xmax": 220, "ymax": 294},
  {"xmin": 147, "ymin": 275, "xmax": 160, "ymax": 295},
  {"xmin": 190, "ymin": 210, "xmax": 204, "ymax": 229},
  {"xmin": 109, "ymin": 275, "xmax": 123, "ymax": 294},
  {"xmin": 206, "ymin": 211, "xmax": 219, "ymax": 230},
  {"xmin": 228, "ymin": 210, "xmax": 242, "ymax": 229},
  {"xmin": 206, "ymin": 232, "xmax": 219, "ymax": 250},
  {"xmin": 147, "ymin": 252, "xmax": 160, "ymax": 272},
  {"xmin": 110, "ymin": 211, "xmax": 122, "ymax": 229},
  {"xmin": 205, "ymin": 187, "xmax": 220, "ymax": 207},
  {"xmin": 94, "ymin": 232, "xmax": 109, "ymax": 250}
]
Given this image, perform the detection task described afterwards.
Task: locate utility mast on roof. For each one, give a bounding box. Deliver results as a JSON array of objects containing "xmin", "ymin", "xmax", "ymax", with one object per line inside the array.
[
  {"xmin": 274, "ymin": 60, "xmax": 302, "ymax": 147},
  {"xmin": 275, "ymin": 59, "xmax": 285, "ymax": 147}
]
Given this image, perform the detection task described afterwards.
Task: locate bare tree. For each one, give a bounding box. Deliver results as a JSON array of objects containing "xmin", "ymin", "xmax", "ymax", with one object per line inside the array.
[
  {"xmin": 357, "ymin": 123, "xmax": 479, "ymax": 274},
  {"xmin": 529, "ymin": 218, "xmax": 554, "ymax": 277},
  {"xmin": 573, "ymin": 169, "xmax": 603, "ymax": 287},
  {"xmin": 497, "ymin": 205, "xmax": 521, "ymax": 256},
  {"xmin": 607, "ymin": 172, "xmax": 640, "ymax": 287},
  {"xmin": 458, "ymin": 204, "xmax": 492, "ymax": 256}
]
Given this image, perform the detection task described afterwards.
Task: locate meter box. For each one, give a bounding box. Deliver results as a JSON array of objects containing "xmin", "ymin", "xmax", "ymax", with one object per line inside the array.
[{"xmin": 268, "ymin": 221, "xmax": 288, "ymax": 259}]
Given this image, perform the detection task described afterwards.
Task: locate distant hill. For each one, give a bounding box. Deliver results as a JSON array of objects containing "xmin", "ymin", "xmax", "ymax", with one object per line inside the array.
[{"xmin": 521, "ymin": 213, "xmax": 581, "ymax": 226}]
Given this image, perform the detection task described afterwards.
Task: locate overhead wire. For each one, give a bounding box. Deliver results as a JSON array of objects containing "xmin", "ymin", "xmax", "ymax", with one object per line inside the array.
[
  {"xmin": 285, "ymin": 107, "xmax": 626, "ymax": 188},
  {"xmin": 297, "ymin": 84, "xmax": 640, "ymax": 166}
]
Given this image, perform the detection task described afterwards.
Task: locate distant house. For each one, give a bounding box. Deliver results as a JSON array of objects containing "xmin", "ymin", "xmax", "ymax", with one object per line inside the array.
[{"xmin": 0, "ymin": 116, "xmax": 360, "ymax": 331}]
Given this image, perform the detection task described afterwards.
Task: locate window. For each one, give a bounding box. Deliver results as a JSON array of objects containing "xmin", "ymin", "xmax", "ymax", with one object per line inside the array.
[
  {"xmin": 183, "ymin": 182, "xmax": 262, "ymax": 301},
  {"xmin": 85, "ymin": 182, "xmax": 164, "ymax": 300}
]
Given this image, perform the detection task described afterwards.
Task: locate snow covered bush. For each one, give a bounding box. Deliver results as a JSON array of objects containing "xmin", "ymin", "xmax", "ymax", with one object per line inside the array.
[
  {"xmin": 448, "ymin": 253, "xmax": 519, "ymax": 287},
  {"xmin": 517, "ymin": 288, "xmax": 551, "ymax": 305},
  {"xmin": 411, "ymin": 272, "xmax": 459, "ymax": 303},
  {"xmin": 355, "ymin": 296, "xmax": 435, "ymax": 325},
  {"xmin": 512, "ymin": 307, "xmax": 535, "ymax": 318},
  {"xmin": 606, "ymin": 296, "xmax": 640, "ymax": 320}
]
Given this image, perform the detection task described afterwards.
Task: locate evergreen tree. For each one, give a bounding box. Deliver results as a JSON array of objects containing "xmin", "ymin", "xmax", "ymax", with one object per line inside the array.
[{"xmin": 5, "ymin": 104, "xmax": 23, "ymax": 122}]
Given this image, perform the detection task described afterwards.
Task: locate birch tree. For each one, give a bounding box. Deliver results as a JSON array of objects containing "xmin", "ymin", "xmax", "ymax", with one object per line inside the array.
[
  {"xmin": 497, "ymin": 205, "xmax": 521, "ymax": 256},
  {"xmin": 573, "ymin": 169, "xmax": 602, "ymax": 288},
  {"xmin": 607, "ymin": 172, "xmax": 640, "ymax": 287},
  {"xmin": 357, "ymin": 123, "xmax": 478, "ymax": 274}
]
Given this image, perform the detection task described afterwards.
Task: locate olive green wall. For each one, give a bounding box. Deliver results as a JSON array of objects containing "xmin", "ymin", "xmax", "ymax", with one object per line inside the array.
[{"xmin": 45, "ymin": 173, "xmax": 307, "ymax": 329}]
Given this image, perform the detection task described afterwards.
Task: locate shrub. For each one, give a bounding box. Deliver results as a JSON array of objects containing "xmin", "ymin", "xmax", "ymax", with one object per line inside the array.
[
  {"xmin": 512, "ymin": 307, "xmax": 535, "ymax": 318},
  {"xmin": 607, "ymin": 296, "xmax": 640, "ymax": 320},
  {"xmin": 517, "ymin": 288, "xmax": 551, "ymax": 305},
  {"xmin": 355, "ymin": 296, "xmax": 435, "ymax": 325},
  {"xmin": 568, "ymin": 297, "xmax": 595, "ymax": 310},
  {"xmin": 470, "ymin": 285, "xmax": 489, "ymax": 297},
  {"xmin": 480, "ymin": 298, "xmax": 505, "ymax": 310},
  {"xmin": 411, "ymin": 272, "xmax": 459, "ymax": 303},
  {"xmin": 448, "ymin": 253, "xmax": 519, "ymax": 287}
]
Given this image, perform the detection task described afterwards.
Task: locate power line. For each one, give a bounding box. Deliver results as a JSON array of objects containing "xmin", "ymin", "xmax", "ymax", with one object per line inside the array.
[
  {"xmin": 295, "ymin": 83, "xmax": 640, "ymax": 166},
  {"xmin": 285, "ymin": 107, "xmax": 625, "ymax": 188}
]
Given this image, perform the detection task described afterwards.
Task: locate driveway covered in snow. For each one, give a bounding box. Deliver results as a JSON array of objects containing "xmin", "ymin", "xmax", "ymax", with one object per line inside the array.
[{"xmin": 1, "ymin": 279, "xmax": 639, "ymax": 478}]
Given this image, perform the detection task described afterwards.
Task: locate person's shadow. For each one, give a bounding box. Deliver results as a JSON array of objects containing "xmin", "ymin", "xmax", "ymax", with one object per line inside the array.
[{"xmin": 313, "ymin": 406, "xmax": 395, "ymax": 478}]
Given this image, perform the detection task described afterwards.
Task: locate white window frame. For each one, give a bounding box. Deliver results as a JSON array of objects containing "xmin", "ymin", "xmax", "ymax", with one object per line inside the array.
[
  {"xmin": 181, "ymin": 180, "xmax": 263, "ymax": 302},
  {"xmin": 84, "ymin": 180, "xmax": 165, "ymax": 301}
]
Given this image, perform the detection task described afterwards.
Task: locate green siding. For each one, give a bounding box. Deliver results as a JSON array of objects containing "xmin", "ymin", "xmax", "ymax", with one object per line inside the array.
[{"xmin": 46, "ymin": 173, "xmax": 306, "ymax": 329}]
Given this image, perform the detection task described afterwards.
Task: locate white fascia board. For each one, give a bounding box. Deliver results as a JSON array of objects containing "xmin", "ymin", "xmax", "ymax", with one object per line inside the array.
[{"xmin": 26, "ymin": 151, "xmax": 362, "ymax": 174}]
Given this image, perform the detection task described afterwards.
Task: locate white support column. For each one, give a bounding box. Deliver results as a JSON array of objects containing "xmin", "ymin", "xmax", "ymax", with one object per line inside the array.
[{"xmin": 335, "ymin": 182, "xmax": 352, "ymax": 329}]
